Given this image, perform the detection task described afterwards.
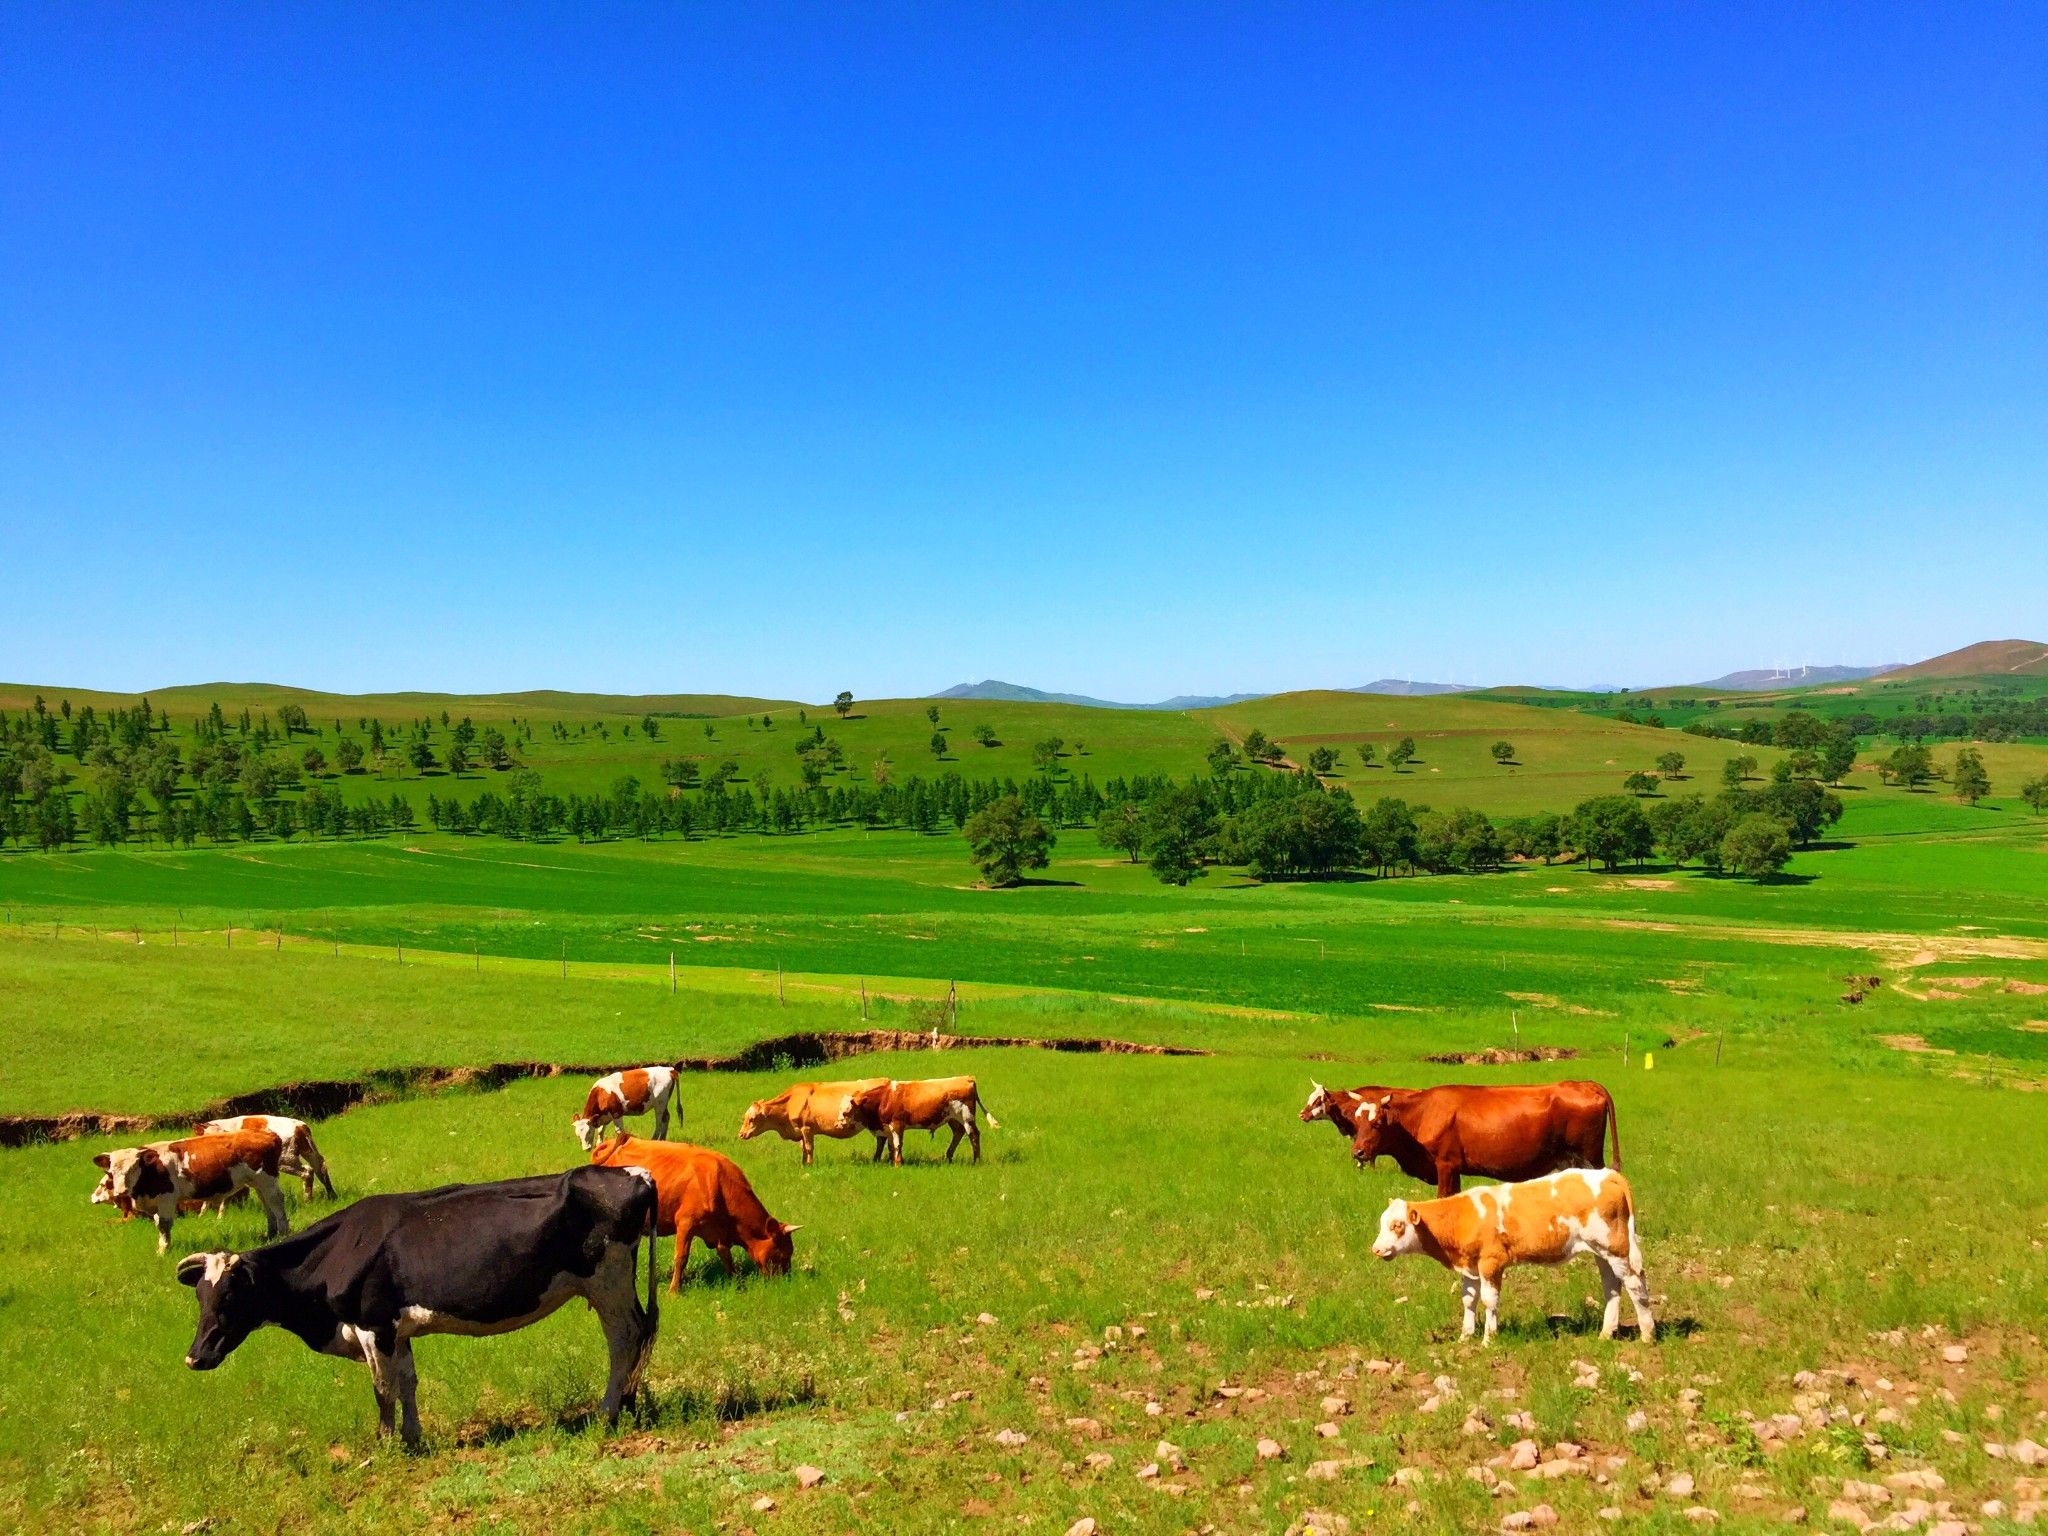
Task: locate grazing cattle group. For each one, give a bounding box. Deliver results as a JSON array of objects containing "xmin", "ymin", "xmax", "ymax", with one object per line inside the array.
[{"xmin": 92, "ymin": 1048, "xmax": 1651, "ymax": 1445}]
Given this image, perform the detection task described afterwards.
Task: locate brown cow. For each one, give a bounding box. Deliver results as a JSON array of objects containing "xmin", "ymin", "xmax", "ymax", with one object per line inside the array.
[
  {"xmin": 857, "ymin": 1076, "xmax": 999, "ymax": 1166},
  {"xmin": 589, "ymin": 1136, "xmax": 799, "ymax": 1290},
  {"xmin": 1323, "ymin": 1081, "xmax": 1619, "ymax": 1197},
  {"xmin": 194, "ymin": 1114, "xmax": 336, "ymax": 1198},
  {"xmin": 737, "ymin": 1079, "xmax": 890, "ymax": 1165},
  {"xmin": 92, "ymin": 1130, "xmax": 290, "ymax": 1253}
]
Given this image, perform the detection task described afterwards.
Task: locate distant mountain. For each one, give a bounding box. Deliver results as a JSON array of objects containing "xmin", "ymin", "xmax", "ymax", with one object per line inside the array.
[
  {"xmin": 932, "ymin": 679, "xmax": 1267, "ymax": 710},
  {"xmin": 1694, "ymin": 663, "xmax": 1902, "ymax": 692},
  {"xmin": 1876, "ymin": 640, "xmax": 2048, "ymax": 682},
  {"xmin": 1343, "ymin": 679, "xmax": 1474, "ymax": 697}
]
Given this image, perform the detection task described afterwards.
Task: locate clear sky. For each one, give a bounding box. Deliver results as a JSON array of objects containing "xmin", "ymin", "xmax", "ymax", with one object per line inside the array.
[{"xmin": 3, "ymin": 6, "xmax": 2043, "ymax": 702}]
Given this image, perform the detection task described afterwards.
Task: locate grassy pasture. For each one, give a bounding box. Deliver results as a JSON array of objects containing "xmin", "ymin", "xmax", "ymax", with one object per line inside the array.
[{"xmin": 5, "ymin": 785, "xmax": 2048, "ymax": 1531}]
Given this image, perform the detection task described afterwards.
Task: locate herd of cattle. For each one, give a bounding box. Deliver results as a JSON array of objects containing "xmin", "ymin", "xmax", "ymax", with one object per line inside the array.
[{"xmin": 87, "ymin": 1065, "xmax": 1647, "ymax": 1444}]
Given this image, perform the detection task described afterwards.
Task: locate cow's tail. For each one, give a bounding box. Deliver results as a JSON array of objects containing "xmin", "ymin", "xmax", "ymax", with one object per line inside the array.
[
  {"xmin": 974, "ymin": 1084, "xmax": 999, "ymax": 1130},
  {"xmin": 642, "ymin": 1188, "xmax": 660, "ymax": 1325},
  {"xmin": 1605, "ymin": 1092, "xmax": 1622, "ymax": 1172}
]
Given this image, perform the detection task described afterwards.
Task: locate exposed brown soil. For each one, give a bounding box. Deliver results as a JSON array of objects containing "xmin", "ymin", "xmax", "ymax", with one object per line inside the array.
[
  {"xmin": 0, "ymin": 1029, "xmax": 1205, "ymax": 1148},
  {"xmin": 1421, "ymin": 1047, "xmax": 1580, "ymax": 1066}
]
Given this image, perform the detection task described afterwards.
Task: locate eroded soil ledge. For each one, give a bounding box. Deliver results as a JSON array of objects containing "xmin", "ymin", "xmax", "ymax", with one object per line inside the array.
[{"xmin": 0, "ymin": 1028, "xmax": 1205, "ymax": 1147}]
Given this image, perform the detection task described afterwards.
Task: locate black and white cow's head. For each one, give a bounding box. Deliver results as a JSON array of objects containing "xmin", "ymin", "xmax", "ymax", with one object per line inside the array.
[{"xmin": 176, "ymin": 1251, "xmax": 263, "ymax": 1370}]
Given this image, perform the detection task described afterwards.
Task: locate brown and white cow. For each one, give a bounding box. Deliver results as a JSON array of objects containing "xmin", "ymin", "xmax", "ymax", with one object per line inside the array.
[
  {"xmin": 573, "ymin": 1066, "xmax": 679, "ymax": 1151},
  {"xmin": 92, "ymin": 1129, "xmax": 291, "ymax": 1254},
  {"xmin": 1305, "ymin": 1080, "xmax": 1619, "ymax": 1197},
  {"xmin": 858, "ymin": 1076, "xmax": 998, "ymax": 1166},
  {"xmin": 195, "ymin": 1114, "xmax": 336, "ymax": 1198},
  {"xmin": 590, "ymin": 1136, "xmax": 799, "ymax": 1291},
  {"xmin": 1371, "ymin": 1168, "xmax": 1654, "ymax": 1344},
  {"xmin": 737, "ymin": 1079, "xmax": 890, "ymax": 1165}
]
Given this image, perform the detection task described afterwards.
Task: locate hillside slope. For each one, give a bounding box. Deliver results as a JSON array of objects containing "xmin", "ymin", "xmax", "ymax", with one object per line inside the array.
[{"xmin": 1876, "ymin": 640, "xmax": 2048, "ymax": 681}]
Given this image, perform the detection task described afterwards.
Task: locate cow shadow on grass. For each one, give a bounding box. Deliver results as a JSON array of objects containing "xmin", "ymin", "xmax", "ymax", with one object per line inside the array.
[
  {"xmin": 1483, "ymin": 1311, "xmax": 1702, "ymax": 1344},
  {"xmin": 457, "ymin": 1373, "xmax": 821, "ymax": 1447}
]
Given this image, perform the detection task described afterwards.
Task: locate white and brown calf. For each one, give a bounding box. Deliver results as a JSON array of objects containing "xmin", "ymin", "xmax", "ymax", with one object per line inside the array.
[
  {"xmin": 194, "ymin": 1114, "xmax": 336, "ymax": 1198},
  {"xmin": 93, "ymin": 1129, "xmax": 291, "ymax": 1254},
  {"xmin": 573, "ymin": 1066, "xmax": 679, "ymax": 1151},
  {"xmin": 1370, "ymin": 1167, "xmax": 1654, "ymax": 1344}
]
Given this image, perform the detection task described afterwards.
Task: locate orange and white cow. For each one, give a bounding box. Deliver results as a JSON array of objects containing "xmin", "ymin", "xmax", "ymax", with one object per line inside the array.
[
  {"xmin": 737, "ymin": 1079, "xmax": 890, "ymax": 1165},
  {"xmin": 590, "ymin": 1136, "xmax": 800, "ymax": 1291},
  {"xmin": 573, "ymin": 1066, "xmax": 679, "ymax": 1151},
  {"xmin": 1370, "ymin": 1168, "xmax": 1654, "ymax": 1344},
  {"xmin": 92, "ymin": 1129, "xmax": 291, "ymax": 1255},
  {"xmin": 194, "ymin": 1114, "xmax": 336, "ymax": 1198},
  {"xmin": 860, "ymin": 1076, "xmax": 998, "ymax": 1166}
]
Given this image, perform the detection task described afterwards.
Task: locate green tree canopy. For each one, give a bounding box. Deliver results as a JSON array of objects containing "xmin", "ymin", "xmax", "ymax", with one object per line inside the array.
[{"xmin": 964, "ymin": 795, "xmax": 1054, "ymax": 887}]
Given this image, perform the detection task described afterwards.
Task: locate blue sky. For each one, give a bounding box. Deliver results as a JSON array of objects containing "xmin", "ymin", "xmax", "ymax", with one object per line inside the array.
[{"xmin": 3, "ymin": 6, "xmax": 2043, "ymax": 701}]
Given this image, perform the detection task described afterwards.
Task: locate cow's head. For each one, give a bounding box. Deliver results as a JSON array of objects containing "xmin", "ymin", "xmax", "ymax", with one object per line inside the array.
[
  {"xmin": 572, "ymin": 1115, "xmax": 600, "ymax": 1152},
  {"xmin": 1371, "ymin": 1198, "xmax": 1418, "ymax": 1260},
  {"xmin": 737, "ymin": 1100, "xmax": 770, "ymax": 1141},
  {"xmin": 90, "ymin": 1147, "xmax": 158, "ymax": 1203},
  {"xmin": 746, "ymin": 1219, "xmax": 801, "ymax": 1277},
  {"xmin": 1349, "ymin": 1094, "xmax": 1394, "ymax": 1168},
  {"xmin": 176, "ymin": 1251, "xmax": 262, "ymax": 1369},
  {"xmin": 1299, "ymin": 1082, "xmax": 1331, "ymax": 1124}
]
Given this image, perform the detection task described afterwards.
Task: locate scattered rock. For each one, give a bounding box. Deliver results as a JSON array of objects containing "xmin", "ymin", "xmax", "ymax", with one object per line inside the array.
[
  {"xmin": 1500, "ymin": 1505, "xmax": 1559, "ymax": 1531},
  {"xmin": 1321, "ymin": 1394, "xmax": 1351, "ymax": 1416},
  {"xmin": 1626, "ymin": 1410, "xmax": 1649, "ymax": 1434},
  {"xmin": 1824, "ymin": 1500, "xmax": 1870, "ymax": 1530},
  {"xmin": 1598, "ymin": 1509, "xmax": 1622, "ymax": 1522},
  {"xmin": 752, "ymin": 1494, "xmax": 777, "ymax": 1513},
  {"xmin": 1306, "ymin": 1459, "xmax": 1348, "ymax": 1482},
  {"xmin": 2012, "ymin": 1439, "xmax": 2048, "ymax": 1467},
  {"xmin": 1684, "ymin": 1508, "xmax": 1719, "ymax": 1523},
  {"xmin": 1840, "ymin": 1479, "xmax": 1890, "ymax": 1506},
  {"xmin": 992, "ymin": 1428, "xmax": 1030, "ymax": 1448},
  {"xmin": 1084, "ymin": 1452, "xmax": 1115, "ymax": 1472},
  {"xmin": 1285, "ymin": 1513, "xmax": 1351, "ymax": 1536},
  {"xmin": 1144, "ymin": 1401, "xmax": 1163, "ymax": 1417},
  {"xmin": 1256, "ymin": 1438, "xmax": 1285, "ymax": 1462},
  {"xmin": 1136, "ymin": 1462, "xmax": 1160, "ymax": 1481},
  {"xmin": 1155, "ymin": 1440, "xmax": 1186, "ymax": 1472},
  {"xmin": 1392, "ymin": 1467, "xmax": 1426, "ymax": 1488},
  {"xmin": 1665, "ymin": 1472, "xmax": 1697, "ymax": 1499},
  {"xmin": 1885, "ymin": 1470, "xmax": 1944, "ymax": 1492},
  {"xmin": 1065, "ymin": 1416, "xmax": 1103, "ymax": 1437},
  {"xmin": 1508, "ymin": 1440, "xmax": 1540, "ymax": 1472},
  {"xmin": 977, "ymin": 1312, "xmax": 997, "ymax": 1326},
  {"xmin": 1940, "ymin": 1344, "xmax": 1967, "ymax": 1364},
  {"xmin": 794, "ymin": 1464, "xmax": 826, "ymax": 1489},
  {"xmin": 1066, "ymin": 1521, "xmax": 1098, "ymax": 1536},
  {"xmin": 1316, "ymin": 1421, "xmax": 1341, "ymax": 1438}
]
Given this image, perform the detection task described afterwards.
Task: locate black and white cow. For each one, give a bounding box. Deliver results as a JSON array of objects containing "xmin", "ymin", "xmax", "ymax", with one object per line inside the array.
[{"xmin": 177, "ymin": 1166, "xmax": 659, "ymax": 1445}]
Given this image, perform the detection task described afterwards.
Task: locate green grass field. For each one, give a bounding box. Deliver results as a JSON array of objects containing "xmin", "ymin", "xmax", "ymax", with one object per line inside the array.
[{"xmin": 5, "ymin": 685, "xmax": 2048, "ymax": 1532}]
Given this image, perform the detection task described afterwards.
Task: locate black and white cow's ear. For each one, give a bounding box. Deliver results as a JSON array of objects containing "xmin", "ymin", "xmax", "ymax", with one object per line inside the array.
[
  {"xmin": 175, "ymin": 1254, "xmax": 210, "ymax": 1288},
  {"xmin": 92, "ymin": 1153, "xmax": 112, "ymax": 1170}
]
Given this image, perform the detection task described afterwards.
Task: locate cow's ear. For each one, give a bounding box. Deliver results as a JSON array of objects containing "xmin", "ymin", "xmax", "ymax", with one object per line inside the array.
[
  {"xmin": 92, "ymin": 1153, "xmax": 111, "ymax": 1170},
  {"xmin": 175, "ymin": 1254, "xmax": 210, "ymax": 1288}
]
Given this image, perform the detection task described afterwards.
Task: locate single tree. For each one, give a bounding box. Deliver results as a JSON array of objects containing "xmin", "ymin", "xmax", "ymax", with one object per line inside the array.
[
  {"xmin": 2021, "ymin": 774, "xmax": 2048, "ymax": 815},
  {"xmin": 1721, "ymin": 813, "xmax": 1793, "ymax": 881},
  {"xmin": 925, "ymin": 704, "xmax": 941, "ymax": 728},
  {"xmin": 964, "ymin": 795, "xmax": 1055, "ymax": 887},
  {"xmin": 1388, "ymin": 737, "xmax": 1416, "ymax": 773},
  {"xmin": 1096, "ymin": 801, "xmax": 1145, "ymax": 862},
  {"xmin": 641, "ymin": 715, "xmax": 661, "ymax": 740},
  {"xmin": 929, "ymin": 730, "xmax": 948, "ymax": 761},
  {"xmin": 974, "ymin": 723, "xmax": 998, "ymax": 747},
  {"xmin": 1816, "ymin": 730, "xmax": 1858, "ymax": 785},
  {"xmin": 834, "ymin": 691, "xmax": 854, "ymax": 718},
  {"xmin": 1031, "ymin": 737, "xmax": 1063, "ymax": 775},
  {"xmin": 1951, "ymin": 746, "xmax": 1990, "ymax": 805},
  {"xmin": 1355, "ymin": 743, "xmax": 1377, "ymax": 770},
  {"xmin": 407, "ymin": 739, "xmax": 436, "ymax": 775},
  {"xmin": 1490, "ymin": 740, "xmax": 1515, "ymax": 766},
  {"xmin": 1206, "ymin": 739, "xmax": 1238, "ymax": 776},
  {"xmin": 1307, "ymin": 745, "xmax": 1339, "ymax": 775},
  {"xmin": 1720, "ymin": 754, "xmax": 1757, "ymax": 790},
  {"xmin": 301, "ymin": 746, "xmax": 327, "ymax": 778},
  {"xmin": 1141, "ymin": 785, "xmax": 1216, "ymax": 886},
  {"xmin": 1622, "ymin": 770, "xmax": 1661, "ymax": 797},
  {"xmin": 1655, "ymin": 750, "xmax": 1686, "ymax": 778}
]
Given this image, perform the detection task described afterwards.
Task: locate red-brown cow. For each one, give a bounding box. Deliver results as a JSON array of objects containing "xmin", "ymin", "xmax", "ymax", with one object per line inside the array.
[
  {"xmin": 854, "ymin": 1076, "xmax": 998, "ymax": 1166},
  {"xmin": 194, "ymin": 1114, "xmax": 336, "ymax": 1198},
  {"xmin": 1308, "ymin": 1080, "xmax": 1619, "ymax": 1197},
  {"xmin": 589, "ymin": 1136, "xmax": 798, "ymax": 1291}
]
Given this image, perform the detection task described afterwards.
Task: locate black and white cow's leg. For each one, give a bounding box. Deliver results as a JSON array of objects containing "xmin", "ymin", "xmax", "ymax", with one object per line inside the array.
[
  {"xmin": 364, "ymin": 1340, "xmax": 399, "ymax": 1439},
  {"xmin": 872, "ymin": 1132, "xmax": 887, "ymax": 1162},
  {"xmin": 591, "ymin": 1245, "xmax": 653, "ymax": 1423},
  {"xmin": 965, "ymin": 1103, "xmax": 981, "ymax": 1163},
  {"xmin": 153, "ymin": 1197, "xmax": 177, "ymax": 1255},
  {"xmin": 392, "ymin": 1338, "xmax": 423, "ymax": 1446}
]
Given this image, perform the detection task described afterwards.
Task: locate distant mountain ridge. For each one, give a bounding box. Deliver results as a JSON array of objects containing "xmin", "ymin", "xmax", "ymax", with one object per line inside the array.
[
  {"xmin": 1694, "ymin": 663, "xmax": 1903, "ymax": 692},
  {"xmin": 1876, "ymin": 640, "xmax": 2048, "ymax": 681},
  {"xmin": 933, "ymin": 678, "xmax": 1481, "ymax": 711}
]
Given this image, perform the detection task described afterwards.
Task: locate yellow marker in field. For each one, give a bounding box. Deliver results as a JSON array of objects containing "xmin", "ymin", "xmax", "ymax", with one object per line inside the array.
[{"xmin": 1643, "ymin": 1052, "xmax": 1655, "ymax": 1071}]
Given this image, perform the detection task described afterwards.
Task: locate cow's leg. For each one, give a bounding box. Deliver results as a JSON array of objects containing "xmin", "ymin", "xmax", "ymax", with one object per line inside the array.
[
  {"xmin": 669, "ymin": 1222, "xmax": 694, "ymax": 1292},
  {"xmin": 800, "ymin": 1129, "xmax": 814, "ymax": 1166},
  {"xmin": 872, "ymin": 1132, "xmax": 886, "ymax": 1162},
  {"xmin": 308, "ymin": 1140, "xmax": 336, "ymax": 1199},
  {"xmin": 365, "ymin": 1343, "xmax": 400, "ymax": 1439},
  {"xmin": 392, "ymin": 1339, "xmax": 423, "ymax": 1446},
  {"xmin": 1459, "ymin": 1273, "xmax": 1480, "ymax": 1339},
  {"xmin": 891, "ymin": 1127, "xmax": 905, "ymax": 1167},
  {"xmin": 944, "ymin": 1120, "xmax": 965, "ymax": 1162},
  {"xmin": 1437, "ymin": 1167, "xmax": 1461, "ymax": 1198},
  {"xmin": 1619, "ymin": 1263, "xmax": 1656, "ymax": 1342},
  {"xmin": 653, "ymin": 1096, "xmax": 671, "ymax": 1140},
  {"xmin": 1478, "ymin": 1267, "xmax": 1503, "ymax": 1344},
  {"xmin": 968, "ymin": 1112, "xmax": 981, "ymax": 1164},
  {"xmin": 592, "ymin": 1248, "xmax": 651, "ymax": 1424},
  {"xmin": 715, "ymin": 1244, "xmax": 736, "ymax": 1277},
  {"xmin": 152, "ymin": 1199, "xmax": 176, "ymax": 1255},
  {"xmin": 255, "ymin": 1174, "xmax": 290, "ymax": 1239},
  {"xmin": 1597, "ymin": 1255, "xmax": 1624, "ymax": 1340}
]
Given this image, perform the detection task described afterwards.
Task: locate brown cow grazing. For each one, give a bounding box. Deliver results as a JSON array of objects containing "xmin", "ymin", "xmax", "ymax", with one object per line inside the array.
[
  {"xmin": 857, "ymin": 1077, "xmax": 999, "ymax": 1166},
  {"xmin": 92, "ymin": 1130, "xmax": 290, "ymax": 1254},
  {"xmin": 1371, "ymin": 1168, "xmax": 1654, "ymax": 1344},
  {"xmin": 195, "ymin": 1114, "xmax": 336, "ymax": 1198},
  {"xmin": 1331, "ymin": 1081, "xmax": 1619, "ymax": 1197},
  {"xmin": 737, "ymin": 1079, "xmax": 890, "ymax": 1165},
  {"xmin": 590, "ymin": 1136, "xmax": 799, "ymax": 1291},
  {"xmin": 574, "ymin": 1066, "xmax": 679, "ymax": 1150}
]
